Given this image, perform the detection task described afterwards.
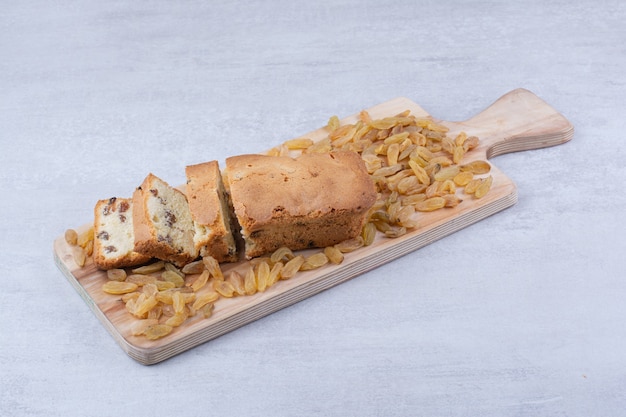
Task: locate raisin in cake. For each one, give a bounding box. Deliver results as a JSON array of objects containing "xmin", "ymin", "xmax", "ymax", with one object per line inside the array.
[
  {"xmin": 132, "ymin": 173, "xmax": 198, "ymax": 267},
  {"xmin": 185, "ymin": 161, "xmax": 238, "ymax": 263},
  {"xmin": 225, "ymin": 150, "xmax": 377, "ymax": 259},
  {"xmin": 93, "ymin": 197, "xmax": 151, "ymax": 269}
]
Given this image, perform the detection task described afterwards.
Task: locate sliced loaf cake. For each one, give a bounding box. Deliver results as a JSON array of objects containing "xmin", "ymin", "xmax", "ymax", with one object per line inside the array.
[
  {"xmin": 185, "ymin": 161, "xmax": 238, "ymax": 263},
  {"xmin": 225, "ymin": 150, "xmax": 377, "ymax": 259},
  {"xmin": 132, "ymin": 173, "xmax": 198, "ymax": 267},
  {"xmin": 93, "ymin": 197, "xmax": 151, "ymax": 269}
]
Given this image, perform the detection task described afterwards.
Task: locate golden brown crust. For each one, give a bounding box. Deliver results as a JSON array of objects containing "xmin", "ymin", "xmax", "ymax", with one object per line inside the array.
[
  {"xmin": 185, "ymin": 161, "xmax": 238, "ymax": 263},
  {"xmin": 93, "ymin": 251, "xmax": 151, "ymax": 270},
  {"xmin": 185, "ymin": 161, "xmax": 220, "ymax": 226},
  {"xmin": 226, "ymin": 151, "xmax": 376, "ymax": 227},
  {"xmin": 225, "ymin": 150, "xmax": 377, "ymax": 258},
  {"xmin": 131, "ymin": 186, "xmax": 152, "ymax": 252}
]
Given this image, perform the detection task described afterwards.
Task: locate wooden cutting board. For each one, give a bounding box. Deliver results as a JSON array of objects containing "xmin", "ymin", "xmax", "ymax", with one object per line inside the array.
[{"xmin": 53, "ymin": 88, "xmax": 573, "ymax": 365}]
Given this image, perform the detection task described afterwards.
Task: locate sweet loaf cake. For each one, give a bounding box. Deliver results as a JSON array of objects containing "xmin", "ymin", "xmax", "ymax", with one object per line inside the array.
[
  {"xmin": 93, "ymin": 197, "xmax": 151, "ymax": 269},
  {"xmin": 225, "ymin": 150, "xmax": 377, "ymax": 259},
  {"xmin": 132, "ymin": 173, "xmax": 198, "ymax": 267},
  {"xmin": 185, "ymin": 161, "xmax": 238, "ymax": 263}
]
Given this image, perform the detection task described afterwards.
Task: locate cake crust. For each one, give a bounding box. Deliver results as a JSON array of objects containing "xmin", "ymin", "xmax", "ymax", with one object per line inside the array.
[{"xmin": 185, "ymin": 161, "xmax": 238, "ymax": 263}]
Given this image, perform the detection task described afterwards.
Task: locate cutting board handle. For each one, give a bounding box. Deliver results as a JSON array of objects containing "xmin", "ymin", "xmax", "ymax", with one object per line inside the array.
[{"xmin": 443, "ymin": 88, "xmax": 574, "ymax": 159}]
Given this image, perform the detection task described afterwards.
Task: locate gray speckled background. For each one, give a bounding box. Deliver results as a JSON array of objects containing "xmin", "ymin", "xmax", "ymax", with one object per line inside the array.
[{"xmin": 2, "ymin": 1, "xmax": 625, "ymax": 416}]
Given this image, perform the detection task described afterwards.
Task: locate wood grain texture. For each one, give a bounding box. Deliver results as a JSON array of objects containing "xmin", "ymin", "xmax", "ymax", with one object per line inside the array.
[{"xmin": 53, "ymin": 88, "xmax": 573, "ymax": 365}]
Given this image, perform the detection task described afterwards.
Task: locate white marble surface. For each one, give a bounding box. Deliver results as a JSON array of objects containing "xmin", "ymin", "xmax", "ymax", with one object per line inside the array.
[{"xmin": 2, "ymin": 0, "xmax": 625, "ymax": 415}]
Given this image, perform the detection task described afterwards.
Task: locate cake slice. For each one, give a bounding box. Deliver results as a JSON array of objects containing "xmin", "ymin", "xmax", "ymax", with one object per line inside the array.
[
  {"xmin": 225, "ymin": 150, "xmax": 377, "ymax": 259},
  {"xmin": 185, "ymin": 161, "xmax": 238, "ymax": 263},
  {"xmin": 132, "ymin": 173, "xmax": 198, "ymax": 267},
  {"xmin": 93, "ymin": 197, "xmax": 152, "ymax": 270}
]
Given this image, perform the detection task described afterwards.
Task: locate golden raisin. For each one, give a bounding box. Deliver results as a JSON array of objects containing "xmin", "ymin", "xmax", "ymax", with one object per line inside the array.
[
  {"xmin": 255, "ymin": 261, "xmax": 270, "ymax": 292},
  {"xmin": 361, "ymin": 222, "xmax": 377, "ymax": 246},
  {"xmin": 271, "ymin": 246, "xmax": 295, "ymax": 264},
  {"xmin": 284, "ymin": 138, "xmax": 314, "ymax": 150},
  {"xmin": 132, "ymin": 261, "xmax": 165, "ymax": 275},
  {"xmin": 134, "ymin": 295, "xmax": 158, "ymax": 318},
  {"xmin": 227, "ymin": 270, "xmax": 246, "ymax": 296},
  {"xmin": 324, "ymin": 246, "xmax": 344, "ymax": 265},
  {"xmin": 474, "ymin": 175, "xmax": 493, "ymax": 198},
  {"xmin": 172, "ymin": 291, "xmax": 186, "ymax": 314},
  {"xmin": 190, "ymin": 270, "xmax": 210, "ymax": 292},
  {"xmin": 408, "ymin": 160, "xmax": 430, "ymax": 185},
  {"xmin": 202, "ymin": 256, "xmax": 223, "ymax": 280},
  {"xmin": 460, "ymin": 160, "xmax": 491, "ymax": 174},
  {"xmin": 181, "ymin": 260, "xmax": 205, "ymax": 274},
  {"xmin": 281, "ymin": 255, "xmax": 305, "ymax": 279},
  {"xmin": 192, "ymin": 292, "xmax": 219, "ymax": 310},
  {"xmin": 433, "ymin": 166, "xmax": 460, "ymax": 182},
  {"xmin": 200, "ymin": 303, "xmax": 214, "ymax": 319},
  {"xmin": 267, "ymin": 262, "xmax": 283, "ymax": 287},
  {"xmin": 126, "ymin": 274, "xmax": 157, "ymax": 286},
  {"xmin": 454, "ymin": 131, "xmax": 467, "ymax": 147},
  {"xmin": 130, "ymin": 319, "xmax": 159, "ymax": 336},
  {"xmin": 71, "ymin": 246, "xmax": 86, "ymax": 267},
  {"xmin": 64, "ymin": 229, "xmax": 78, "ymax": 246},
  {"xmin": 143, "ymin": 324, "xmax": 173, "ymax": 340},
  {"xmin": 334, "ymin": 237, "xmax": 364, "ymax": 253},
  {"xmin": 453, "ymin": 171, "xmax": 474, "ymax": 186},
  {"xmin": 155, "ymin": 281, "xmax": 175, "ymax": 291},
  {"xmin": 164, "ymin": 263, "xmax": 185, "ymax": 279},
  {"xmin": 77, "ymin": 227, "xmax": 94, "ymax": 248},
  {"xmin": 244, "ymin": 267, "xmax": 257, "ymax": 295},
  {"xmin": 300, "ymin": 252, "xmax": 329, "ymax": 271},
  {"xmin": 452, "ymin": 146, "xmax": 465, "ymax": 164},
  {"xmin": 162, "ymin": 270, "xmax": 185, "ymax": 288},
  {"xmin": 464, "ymin": 178, "xmax": 482, "ymax": 194},
  {"xmin": 214, "ymin": 280, "xmax": 236, "ymax": 298},
  {"xmin": 327, "ymin": 115, "xmax": 341, "ymax": 131},
  {"xmin": 415, "ymin": 197, "xmax": 446, "ymax": 212},
  {"xmin": 102, "ymin": 281, "xmax": 138, "ymax": 295},
  {"xmin": 106, "ymin": 269, "xmax": 127, "ymax": 282},
  {"xmin": 165, "ymin": 312, "xmax": 188, "ymax": 328}
]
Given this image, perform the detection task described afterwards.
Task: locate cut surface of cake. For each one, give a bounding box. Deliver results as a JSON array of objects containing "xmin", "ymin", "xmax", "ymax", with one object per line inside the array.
[
  {"xmin": 185, "ymin": 161, "xmax": 238, "ymax": 263},
  {"xmin": 132, "ymin": 173, "xmax": 198, "ymax": 267},
  {"xmin": 225, "ymin": 150, "xmax": 377, "ymax": 259},
  {"xmin": 93, "ymin": 197, "xmax": 151, "ymax": 269}
]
